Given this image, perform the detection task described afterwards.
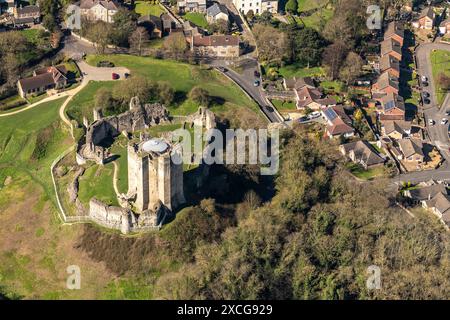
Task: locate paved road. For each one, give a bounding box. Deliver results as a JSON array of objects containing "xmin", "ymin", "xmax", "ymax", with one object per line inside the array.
[
  {"xmin": 417, "ymin": 42, "xmax": 450, "ymax": 160},
  {"xmin": 394, "ymin": 42, "xmax": 450, "ymax": 184}
]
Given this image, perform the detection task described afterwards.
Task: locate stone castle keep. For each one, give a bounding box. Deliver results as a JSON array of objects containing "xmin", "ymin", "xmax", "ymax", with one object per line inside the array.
[
  {"xmin": 127, "ymin": 137, "xmax": 185, "ymax": 212},
  {"xmin": 69, "ymin": 97, "xmax": 216, "ymax": 234}
]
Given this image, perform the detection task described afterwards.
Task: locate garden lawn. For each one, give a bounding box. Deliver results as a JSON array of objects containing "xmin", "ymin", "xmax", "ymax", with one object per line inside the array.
[
  {"xmin": 270, "ymin": 99, "xmax": 296, "ymax": 110},
  {"xmin": 278, "ymin": 65, "xmax": 324, "ymax": 79},
  {"xmin": 346, "ymin": 163, "xmax": 385, "ymax": 181},
  {"xmin": 134, "ymin": 1, "xmax": 165, "ymax": 16},
  {"xmin": 183, "ymin": 12, "xmax": 208, "ymax": 29},
  {"xmin": 430, "ymin": 50, "xmax": 450, "ymax": 106},
  {"xmin": 78, "ymin": 164, "xmax": 118, "ymax": 207}
]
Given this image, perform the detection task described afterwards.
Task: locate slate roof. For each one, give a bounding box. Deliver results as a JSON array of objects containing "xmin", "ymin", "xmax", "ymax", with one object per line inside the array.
[
  {"xmin": 341, "ymin": 140, "xmax": 385, "ymax": 167},
  {"xmin": 206, "ymin": 3, "xmax": 228, "ymax": 17},
  {"xmin": 16, "ymin": 5, "xmax": 40, "ymax": 15},
  {"xmin": 295, "ymin": 86, "xmax": 336, "ymax": 109},
  {"xmin": 406, "ymin": 184, "xmax": 447, "ymax": 201},
  {"xmin": 284, "ymin": 77, "xmax": 316, "ymax": 91},
  {"xmin": 425, "ymin": 192, "xmax": 450, "ymax": 216},
  {"xmin": 18, "ymin": 66, "xmax": 67, "ymax": 92},
  {"xmin": 382, "ymin": 120, "xmax": 411, "ymax": 135},
  {"xmin": 398, "ymin": 138, "xmax": 424, "ymax": 158},
  {"xmin": 80, "ymin": 0, "xmax": 120, "ymax": 11}
]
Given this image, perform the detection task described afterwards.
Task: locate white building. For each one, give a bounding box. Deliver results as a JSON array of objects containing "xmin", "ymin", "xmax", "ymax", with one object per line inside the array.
[
  {"xmin": 79, "ymin": 0, "xmax": 120, "ymax": 23},
  {"xmin": 232, "ymin": 0, "xmax": 278, "ymax": 15}
]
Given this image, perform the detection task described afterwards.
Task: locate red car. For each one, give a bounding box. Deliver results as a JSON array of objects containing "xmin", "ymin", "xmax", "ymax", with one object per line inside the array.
[{"xmin": 112, "ymin": 73, "xmax": 120, "ymax": 80}]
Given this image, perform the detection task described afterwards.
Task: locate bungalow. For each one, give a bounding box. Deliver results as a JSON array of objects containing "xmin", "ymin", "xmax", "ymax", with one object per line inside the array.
[
  {"xmin": 372, "ymin": 71, "xmax": 399, "ymax": 95},
  {"xmin": 413, "ymin": 7, "xmax": 435, "ymax": 30},
  {"xmin": 379, "ymin": 92, "xmax": 405, "ymax": 121},
  {"xmin": 206, "ymin": 3, "xmax": 229, "ymax": 23},
  {"xmin": 79, "ymin": 0, "xmax": 120, "ymax": 23},
  {"xmin": 384, "ymin": 21, "xmax": 404, "ymax": 46},
  {"xmin": 404, "ymin": 183, "xmax": 448, "ymax": 202},
  {"xmin": 379, "ymin": 54, "xmax": 400, "ymax": 78},
  {"xmin": 17, "ymin": 66, "xmax": 68, "ymax": 98},
  {"xmin": 322, "ymin": 105, "xmax": 355, "ymax": 139},
  {"xmin": 339, "ymin": 140, "xmax": 385, "ymax": 169},
  {"xmin": 439, "ymin": 18, "xmax": 450, "ymax": 36},
  {"xmin": 381, "ymin": 120, "xmax": 411, "ymax": 139},
  {"xmin": 178, "ymin": 0, "xmax": 207, "ymax": 13},
  {"xmin": 283, "ymin": 76, "xmax": 315, "ymax": 91},
  {"xmin": 295, "ymin": 86, "xmax": 336, "ymax": 110},
  {"xmin": 191, "ymin": 35, "xmax": 240, "ymax": 58},
  {"xmin": 423, "ymin": 192, "xmax": 450, "ymax": 230},
  {"xmin": 380, "ymin": 38, "xmax": 402, "ymax": 61},
  {"xmin": 398, "ymin": 138, "xmax": 424, "ymax": 163}
]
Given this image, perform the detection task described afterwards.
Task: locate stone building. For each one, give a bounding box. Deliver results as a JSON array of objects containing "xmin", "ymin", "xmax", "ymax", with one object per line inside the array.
[{"xmin": 127, "ymin": 137, "xmax": 185, "ymax": 212}]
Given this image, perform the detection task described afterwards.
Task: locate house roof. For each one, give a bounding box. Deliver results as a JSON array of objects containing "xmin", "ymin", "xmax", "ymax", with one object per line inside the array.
[
  {"xmin": 18, "ymin": 66, "xmax": 67, "ymax": 92},
  {"xmin": 379, "ymin": 54, "xmax": 400, "ymax": 73},
  {"xmin": 376, "ymin": 71, "xmax": 399, "ymax": 91},
  {"xmin": 382, "ymin": 120, "xmax": 411, "ymax": 135},
  {"xmin": 381, "ymin": 38, "xmax": 402, "ymax": 57},
  {"xmin": 384, "ymin": 21, "xmax": 404, "ymax": 41},
  {"xmin": 284, "ymin": 77, "xmax": 315, "ymax": 90},
  {"xmin": 341, "ymin": 140, "xmax": 385, "ymax": 167},
  {"xmin": 419, "ymin": 7, "xmax": 434, "ymax": 20},
  {"xmin": 295, "ymin": 86, "xmax": 336, "ymax": 109},
  {"xmin": 425, "ymin": 192, "xmax": 450, "ymax": 216},
  {"xmin": 398, "ymin": 138, "xmax": 424, "ymax": 158},
  {"xmin": 138, "ymin": 15, "xmax": 162, "ymax": 28},
  {"xmin": 407, "ymin": 184, "xmax": 447, "ymax": 201},
  {"xmin": 381, "ymin": 92, "xmax": 405, "ymax": 113},
  {"xmin": 323, "ymin": 105, "xmax": 354, "ymax": 136},
  {"xmin": 80, "ymin": 0, "xmax": 120, "ymax": 11},
  {"xmin": 206, "ymin": 3, "xmax": 228, "ymax": 17},
  {"xmin": 192, "ymin": 35, "xmax": 239, "ymax": 47},
  {"xmin": 16, "ymin": 5, "xmax": 40, "ymax": 15}
]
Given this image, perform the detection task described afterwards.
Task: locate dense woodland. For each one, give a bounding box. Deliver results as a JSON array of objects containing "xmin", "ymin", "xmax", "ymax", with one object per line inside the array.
[{"xmin": 77, "ymin": 126, "xmax": 449, "ymax": 299}]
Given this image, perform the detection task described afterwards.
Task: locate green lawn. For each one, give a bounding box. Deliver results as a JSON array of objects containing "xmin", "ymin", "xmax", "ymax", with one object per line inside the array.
[
  {"xmin": 297, "ymin": 0, "xmax": 329, "ymax": 12},
  {"xmin": 296, "ymin": 7, "xmax": 334, "ymax": 31},
  {"xmin": 270, "ymin": 99, "xmax": 296, "ymax": 110},
  {"xmin": 84, "ymin": 55, "xmax": 260, "ymax": 116},
  {"xmin": 134, "ymin": 1, "xmax": 165, "ymax": 17},
  {"xmin": 346, "ymin": 163, "xmax": 385, "ymax": 181},
  {"xmin": 78, "ymin": 164, "xmax": 118, "ymax": 207},
  {"xmin": 183, "ymin": 12, "xmax": 208, "ymax": 29},
  {"xmin": 430, "ymin": 50, "xmax": 450, "ymax": 106},
  {"xmin": 278, "ymin": 65, "xmax": 324, "ymax": 79},
  {"xmin": 20, "ymin": 29, "xmax": 49, "ymax": 44}
]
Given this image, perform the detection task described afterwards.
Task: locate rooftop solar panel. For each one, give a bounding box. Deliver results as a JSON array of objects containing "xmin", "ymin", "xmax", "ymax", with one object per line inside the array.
[
  {"xmin": 384, "ymin": 100, "xmax": 396, "ymax": 111},
  {"xmin": 324, "ymin": 107, "xmax": 338, "ymax": 121}
]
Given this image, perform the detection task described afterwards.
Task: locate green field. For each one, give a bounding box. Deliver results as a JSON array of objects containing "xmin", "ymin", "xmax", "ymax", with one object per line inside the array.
[
  {"xmin": 78, "ymin": 164, "xmax": 118, "ymax": 207},
  {"xmin": 81, "ymin": 55, "xmax": 260, "ymax": 118},
  {"xmin": 430, "ymin": 50, "xmax": 450, "ymax": 106},
  {"xmin": 134, "ymin": 1, "xmax": 165, "ymax": 17},
  {"xmin": 183, "ymin": 12, "xmax": 208, "ymax": 29}
]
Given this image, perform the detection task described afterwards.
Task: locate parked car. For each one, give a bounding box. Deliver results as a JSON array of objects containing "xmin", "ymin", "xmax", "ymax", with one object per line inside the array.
[
  {"xmin": 254, "ymin": 80, "xmax": 260, "ymax": 87},
  {"xmin": 421, "ymin": 75, "xmax": 428, "ymax": 82},
  {"xmin": 217, "ymin": 66, "xmax": 227, "ymax": 72},
  {"xmin": 445, "ymin": 110, "xmax": 450, "ymax": 116},
  {"xmin": 298, "ymin": 116, "xmax": 309, "ymax": 123},
  {"xmin": 254, "ymin": 70, "xmax": 261, "ymax": 78},
  {"xmin": 422, "ymin": 81, "xmax": 429, "ymax": 87},
  {"xmin": 112, "ymin": 73, "xmax": 120, "ymax": 80},
  {"xmin": 423, "ymin": 98, "xmax": 431, "ymax": 104},
  {"xmin": 441, "ymin": 118, "xmax": 448, "ymax": 125},
  {"xmin": 265, "ymin": 105, "xmax": 274, "ymax": 112},
  {"xmin": 308, "ymin": 111, "xmax": 321, "ymax": 119},
  {"xmin": 429, "ymin": 119, "xmax": 435, "ymax": 126},
  {"xmin": 97, "ymin": 60, "xmax": 115, "ymax": 68},
  {"xmin": 124, "ymin": 73, "xmax": 130, "ymax": 79},
  {"xmin": 422, "ymin": 91, "xmax": 430, "ymax": 98}
]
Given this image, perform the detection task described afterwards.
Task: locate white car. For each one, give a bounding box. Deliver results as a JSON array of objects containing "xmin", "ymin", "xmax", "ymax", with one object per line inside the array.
[
  {"xmin": 441, "ymin": 118, "xmax": 448, "ymax": 125},
  {"xmin": 309, "ymin": 111, "xmax": 321, "ymax": 119},
  {"xmin": 429, "ymin": 119, "xmax": 435, "ymax": 126},
  {"xmin": 421, "ymin": 75, "xmax": 428, "ymax": 82}
]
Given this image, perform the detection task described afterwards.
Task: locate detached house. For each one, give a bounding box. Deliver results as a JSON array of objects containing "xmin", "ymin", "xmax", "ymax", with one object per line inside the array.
[
  {"xmin": 322, "ymin": 106, "xmax": 354, "ymax": 139},
  {"xmin": 340, "ymin": 140, "xmax": 385, "ymax": 169},
  {"xmin": 372, "ymin": 71, "xmax": 399, "ymax": 95},
  {"xmin": 79, "ymin": 0, "xmax": 120, "ymax": 23},
  {"xmin": 206, "ymin": 3, "xmax": 229, "ymax": 23},
  {"xmin": 381, "ymin": 120, "xmax": 411, "ymax": 139},
  {"xmin": 177, "ymin": 0, "xmax": 207, "ymax": 13},
  {"xmin": 295, "ymin": 86, "xmax": 336, "ymax": 110},
  {"xmin": 423, "ymin": 192, "xmax": 450, "ymax": 230},
  {"xmin": 384, "ymin": 21, "xmax": 404, "ymax": 46},
  {"xmin": 413, "ymin": 7, "xmax": 435, "ymax": 30},
  {"xmin": 379, "ymin": 92, "xmax": 405, "ymax": 121},
  {"xmin": 17, "ymin": 66, "xmax": 68, "ymax": 98},
  {"xmin": 379, "ymin": 54, "xmax": 400, "ymax": 78},
  {"xmin": 233, "ymin": 0, "xmax": 278, "ymax": 15},
  {"xmin": 381, "ymin": 38, "xmax": 402, "ymax": 61},
  {"xmin": 398, "ymin": 138, "xmax": 424, "ymax": 163},
  {"xmin": 191, "ymin": 35, "xmax": 240, "ymax": 58},
  {"xmin": 138, "ymin": 15, "xmax": 163, "ymax": 38},
  {"xmin": 283, "ymin": 76, "xmax": 315, "ymax": 91}
]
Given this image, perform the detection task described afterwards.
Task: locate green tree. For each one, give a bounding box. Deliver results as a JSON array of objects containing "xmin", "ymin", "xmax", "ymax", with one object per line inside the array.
[{"xmin": 285, "ymin": 0, "xmax": 298, "ymax": 14}]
